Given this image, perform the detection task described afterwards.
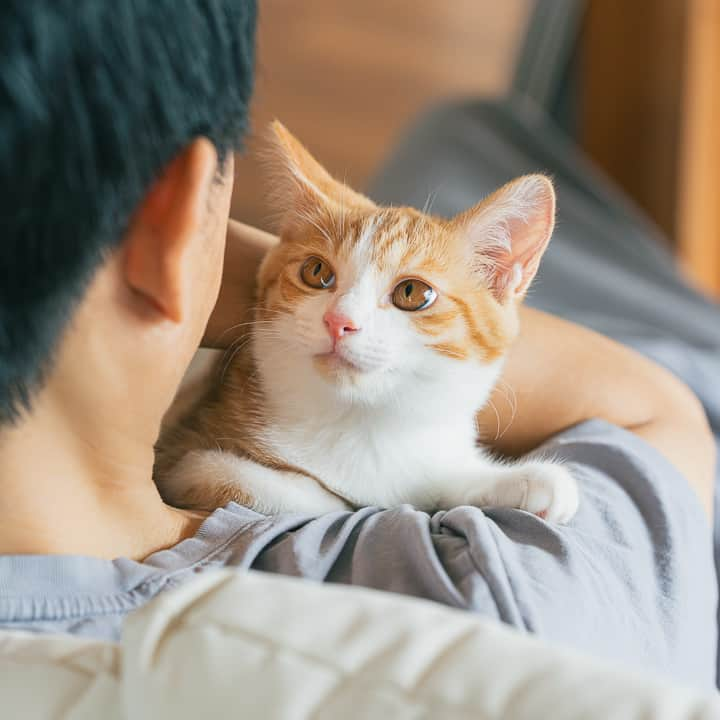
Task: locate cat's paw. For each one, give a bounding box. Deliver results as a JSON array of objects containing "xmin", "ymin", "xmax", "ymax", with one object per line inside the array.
[
  {"xmin": 458, "ymin": 461, "xmax": 579, "ymax": 523},
  {"xmin": 516, "ymin": 462, "xmax": 579, "ymax": 524}
]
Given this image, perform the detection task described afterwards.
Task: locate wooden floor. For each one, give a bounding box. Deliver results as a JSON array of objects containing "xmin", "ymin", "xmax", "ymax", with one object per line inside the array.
[{"xmin": 231, "ymin": 1, "xmax": 531, "ymax": 229}]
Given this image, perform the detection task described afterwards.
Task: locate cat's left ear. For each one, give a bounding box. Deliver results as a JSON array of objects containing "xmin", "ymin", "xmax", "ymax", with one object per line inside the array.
[{"xmin": 451, "ymin": 175, "xmax": 556, "ymax": 304}]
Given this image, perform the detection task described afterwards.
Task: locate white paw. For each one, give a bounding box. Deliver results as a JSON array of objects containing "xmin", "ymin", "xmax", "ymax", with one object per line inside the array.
[{"xmin": 518, "ymin": 462, "xmax": 579, "ymax": 524}]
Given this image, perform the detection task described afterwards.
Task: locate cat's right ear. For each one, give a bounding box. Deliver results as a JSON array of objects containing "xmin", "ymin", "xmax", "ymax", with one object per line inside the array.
[{"xmin": 266, "ymin": 121, "xmax": 374, "ymax": 229}]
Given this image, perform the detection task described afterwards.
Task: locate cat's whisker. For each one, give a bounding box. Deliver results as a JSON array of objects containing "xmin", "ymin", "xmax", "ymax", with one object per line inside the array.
[
  {"xmin": 221, "ymin": 333, "xmax": 252, "ymax": 356},
  {"xmin": 222, "ymin": 321, "xmax": 282, "ymax": 349},
  {"xmin": 252, "ymin": 304, "xmax": 288, "ymax": 315},
  {"xmin": 214, "ymin": 321, "xmax": 250, "ymax": 344},
  {"xmin": 421, "ymin": 189, "xmax": 435, "ymax": 216},
  {"xmin": 234, "ymin": 319, "xmax": 285, "ymax": 326},
  {"xmin": 219, "ymin": 335, "xmax": 259, "ymax": 384},
  {"xmin": 253, "ymin": 323, "xmax": 286, "ymax": 333},
  {"xmin": 220, "ymin": 348, "xmax": 247, "ymax": 384},
  {"xmin": 486, "ymin": 398, "xmax": 502, "ymax": 442},
  {"xmin": 497, "ymin": 378, "xmax": 518, "ymax": 416},
  {"xmin": 214, "ymin": 318, "xmax": 281, "ymax": 344},
  {"xmin": 494, "ymin": 379, "xmax": 518, "ymax": 440},
  {"xmin": 221, "ymin": 335, "xmax": 246, "ymax": 355},
  {"xmin": 420, "ymin": 184, "xmax": 443, "ymax": 216},
  {"xmin": 256, "ymin": 308, "xmax": 292, "ymax": 323}
]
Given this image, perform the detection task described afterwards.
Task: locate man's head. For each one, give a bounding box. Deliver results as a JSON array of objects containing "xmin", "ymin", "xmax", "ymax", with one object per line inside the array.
[{"xmin": 0, "ymin": 0, "xmax": 257, "ymax": 428}]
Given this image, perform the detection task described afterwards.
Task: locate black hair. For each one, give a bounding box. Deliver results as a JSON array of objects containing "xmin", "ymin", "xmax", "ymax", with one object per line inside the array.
[{"xmin": 0, "ymin": 0, "xmax": 257, "ymax": 424}]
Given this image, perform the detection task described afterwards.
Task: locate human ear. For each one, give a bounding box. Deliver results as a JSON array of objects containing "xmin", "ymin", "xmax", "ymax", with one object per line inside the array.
[{"xmin": 124, "ymin": 137, "xmax": 217, "ymax": 322}]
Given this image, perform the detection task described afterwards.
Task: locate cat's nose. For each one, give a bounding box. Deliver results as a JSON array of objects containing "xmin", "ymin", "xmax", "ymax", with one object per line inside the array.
[{"xmin": 323, "ymin": 311, "xmax": 360, "ymax": 341}]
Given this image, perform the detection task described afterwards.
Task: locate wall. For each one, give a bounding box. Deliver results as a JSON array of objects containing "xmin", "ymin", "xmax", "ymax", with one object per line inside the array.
[{"xmin": 231, "ymin": 0, "xmax": 532, "ymax": 229}]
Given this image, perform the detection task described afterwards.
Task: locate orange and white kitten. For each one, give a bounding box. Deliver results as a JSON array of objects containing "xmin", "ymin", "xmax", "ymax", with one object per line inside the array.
[{"xmin": 155, "ymin": 122, "xmax": 579, "ymax": 523}]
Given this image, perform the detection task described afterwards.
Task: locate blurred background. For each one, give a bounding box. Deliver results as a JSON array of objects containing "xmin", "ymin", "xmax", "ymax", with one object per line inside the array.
[{"xmin": 232, "ymin": 0, "xmax": 719, "ymax": 298}]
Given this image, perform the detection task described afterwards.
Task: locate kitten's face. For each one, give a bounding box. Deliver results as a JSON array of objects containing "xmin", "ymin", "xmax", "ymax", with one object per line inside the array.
[
  {"xmin": 257, "ymin": 207, "xmax": 510, "ymax": 405},
  {"xmin": 254, "ymin": 122, "xmax": 555, "ymax": 408}
]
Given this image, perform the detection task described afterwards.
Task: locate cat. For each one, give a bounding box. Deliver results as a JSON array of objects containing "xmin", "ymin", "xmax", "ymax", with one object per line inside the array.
[{"xmin": 154, "ymin": 121, "xmax": 579, "ymax": 523}]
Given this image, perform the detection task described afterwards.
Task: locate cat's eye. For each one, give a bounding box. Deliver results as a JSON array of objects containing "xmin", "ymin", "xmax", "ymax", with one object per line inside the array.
[
  {"xmin": 300, "ymin": 256, "xmax": 336, "ymax": 290},
  {"xmin": 392, "ymin": 278, "xmax": 437, "ymax": 311}
]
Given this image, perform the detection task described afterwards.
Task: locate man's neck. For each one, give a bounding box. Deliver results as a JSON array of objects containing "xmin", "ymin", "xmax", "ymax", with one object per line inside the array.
[{"xmin": 0, "ymin": 397, "xmax": 205, "ymax": 560}]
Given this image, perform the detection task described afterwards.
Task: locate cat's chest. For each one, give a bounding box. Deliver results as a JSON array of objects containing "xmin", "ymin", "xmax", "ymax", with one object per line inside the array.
[{"xmin": 266, "ymin": 416, "xmax": 476, "ymax": 507}]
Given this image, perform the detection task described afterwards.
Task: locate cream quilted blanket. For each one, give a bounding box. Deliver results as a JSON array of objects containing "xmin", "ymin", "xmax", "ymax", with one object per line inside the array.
[{"xmin": 1, "ymin": 570, "xmax": 718, "ymax": 719}]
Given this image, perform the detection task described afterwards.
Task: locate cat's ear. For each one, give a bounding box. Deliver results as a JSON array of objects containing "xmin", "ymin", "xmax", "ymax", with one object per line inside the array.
[
  {"xmin": 451, "ymin": 175, "xmax": 556, "ymax": 303},
  {"xmin": 267, "ymin": 121, "xmax": 375, "ymax": 225}
]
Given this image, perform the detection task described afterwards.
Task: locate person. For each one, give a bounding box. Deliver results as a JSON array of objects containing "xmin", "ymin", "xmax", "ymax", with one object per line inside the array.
[{"xmin": 0, "ymin": 0, "xmax": 716, "ymax": 689}]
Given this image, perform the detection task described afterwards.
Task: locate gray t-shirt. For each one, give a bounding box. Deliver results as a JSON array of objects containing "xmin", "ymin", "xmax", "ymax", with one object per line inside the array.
[{"xmin": 0, "ymin": 420, "xmax": 716, "ymax": 690}]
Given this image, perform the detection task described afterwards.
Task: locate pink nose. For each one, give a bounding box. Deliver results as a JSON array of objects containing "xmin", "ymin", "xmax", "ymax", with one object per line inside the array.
[{"xmin": 323, "ymin": 311, "xmax": 359, "ymax": 341}]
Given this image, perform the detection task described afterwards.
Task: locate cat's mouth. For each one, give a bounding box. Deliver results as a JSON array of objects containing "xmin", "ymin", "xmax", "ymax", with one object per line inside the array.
[{"xmin": 313, "ymin": 350, "xmax": 365, "ymax": 376}]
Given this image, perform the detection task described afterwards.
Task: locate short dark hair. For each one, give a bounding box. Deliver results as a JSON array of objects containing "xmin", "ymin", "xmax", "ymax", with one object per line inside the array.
[{"xmin": 0, "ymin": 0, "xmax": 257, "ymax": 424}]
